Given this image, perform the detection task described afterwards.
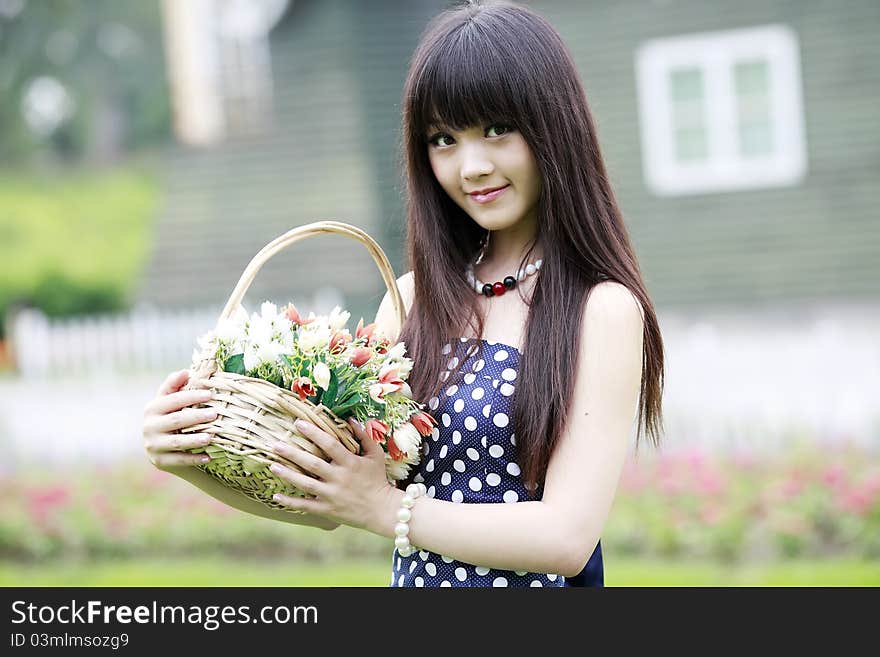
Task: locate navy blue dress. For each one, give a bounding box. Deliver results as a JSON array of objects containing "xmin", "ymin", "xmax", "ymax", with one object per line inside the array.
[{"xmin": 390, "ymin": 337, "xmax": 603, "ymax": 587}]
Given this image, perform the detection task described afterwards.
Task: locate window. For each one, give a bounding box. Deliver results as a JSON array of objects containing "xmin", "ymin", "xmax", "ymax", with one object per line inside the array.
[{"xmin": 635, "ymin": 24, "xmax": 807, "ymax": 196}]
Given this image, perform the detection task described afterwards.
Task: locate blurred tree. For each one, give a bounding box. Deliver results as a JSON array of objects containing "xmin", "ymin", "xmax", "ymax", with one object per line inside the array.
[{"xmin": 0, "ymin": 0, "xmax": 171, "ymax": 165}]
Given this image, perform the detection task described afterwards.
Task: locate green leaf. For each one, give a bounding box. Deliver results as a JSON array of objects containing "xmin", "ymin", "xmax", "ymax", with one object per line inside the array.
[
  {"xmin": 322, "ymin": 369, "xmax": 339, "ymax": 408},
  {"xmin": 224, "ymin": 353, "xmax": 246, "ymax": 375}
]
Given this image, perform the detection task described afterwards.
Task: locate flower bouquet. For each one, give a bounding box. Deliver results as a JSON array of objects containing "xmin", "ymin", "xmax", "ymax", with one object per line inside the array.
[{"xmin": 181, "ymin": 221, "xmax": 435, "ymax": 510}]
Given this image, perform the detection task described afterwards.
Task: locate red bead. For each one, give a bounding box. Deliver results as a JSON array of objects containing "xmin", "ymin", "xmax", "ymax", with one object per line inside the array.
[{"xmin": 492, "ymin": 281, "xmax": 506, "ymax": 296}]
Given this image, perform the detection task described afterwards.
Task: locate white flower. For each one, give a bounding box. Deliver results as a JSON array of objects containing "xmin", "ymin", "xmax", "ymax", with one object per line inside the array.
[
  {"xmin": 385, "ymin": 457, "xmax": 412, "ymax": 482},
  {"xmin": 327, "ymin": 306, "xmax": 351, "ymax": 331},
  {"xmin": 260, "ymin": 301, "xmax": 278, "ymax": 320},
  {"xmin": 392, "ymin": 422, "xmax": 421, "ymax": 458},
  {"xmin": 244, "ymin": 338, "xmax": 287, "ymax": 371},
  {"xmin": 312, "ymin": 361, "xmax": 331, "ymax": 389},
  {"xmin": 399, "ymin": 382, "xmax": 413, "ymax": 399},
  {"xmin": 384, "ymin": 341, "xmax": 406, "ymax": 362},
  {"xmin": 297, "ymin": 324, "xmax": 332, "ymax": 353}
]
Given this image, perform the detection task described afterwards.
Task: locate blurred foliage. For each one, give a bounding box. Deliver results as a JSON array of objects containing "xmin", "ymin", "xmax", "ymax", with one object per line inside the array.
[
  {"xmin": 1, "ymin": 444, "xmax": 878, "ymax": 564},
  {"xmin": 0, "ymin": 163, "xmax": 159, "ymax": 337},
  {"xmin": 0, "ymin": 0, "xmax": 170, "ymax": 164}
]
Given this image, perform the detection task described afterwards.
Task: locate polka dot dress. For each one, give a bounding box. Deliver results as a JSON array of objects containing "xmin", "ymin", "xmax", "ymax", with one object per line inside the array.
[{"xmin": 389, "ymin": 337, "xmax": 573, "ymax": 588}]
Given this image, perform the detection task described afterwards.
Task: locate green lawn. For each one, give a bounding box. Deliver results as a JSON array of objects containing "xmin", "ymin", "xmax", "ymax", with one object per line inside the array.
[{"xmin": 2, "ymin": 557, "xmax": 877, "ymax": 587}]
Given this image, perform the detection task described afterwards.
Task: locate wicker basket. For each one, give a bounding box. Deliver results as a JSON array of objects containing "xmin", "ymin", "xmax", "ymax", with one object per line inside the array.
[{"xmin": 181, "ymin": 220, "xmax": 407, "ymax": 511}]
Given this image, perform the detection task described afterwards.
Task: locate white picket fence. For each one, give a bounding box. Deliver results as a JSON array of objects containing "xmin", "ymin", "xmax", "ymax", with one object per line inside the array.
[
  {"xmin": 10, "ymin": 305, "xmax": 219, "ymax": 378},
  {"xmin": 1, "ymin": 300, "xmax": 878, "ymax": 471}
]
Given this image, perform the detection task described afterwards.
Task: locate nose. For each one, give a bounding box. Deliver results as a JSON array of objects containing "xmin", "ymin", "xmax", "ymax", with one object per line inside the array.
[{"xmin": 459, "ymin": 142, "xmax": 494, "ymax": 182}]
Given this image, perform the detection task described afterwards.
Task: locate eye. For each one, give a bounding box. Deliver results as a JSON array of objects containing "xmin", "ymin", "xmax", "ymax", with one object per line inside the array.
[
  {"xmin": 427, "ymin": 132, "xmax": 453, "ymax": 147},
  {"xmin": 487, "ymin": 123, "xmax": 513, "ymax": 137}
]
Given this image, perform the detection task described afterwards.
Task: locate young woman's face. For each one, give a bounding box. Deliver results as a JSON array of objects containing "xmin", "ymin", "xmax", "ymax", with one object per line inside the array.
[{"xmin": 426, "ymin": 122, "xmax": 542, "ymax": 233}]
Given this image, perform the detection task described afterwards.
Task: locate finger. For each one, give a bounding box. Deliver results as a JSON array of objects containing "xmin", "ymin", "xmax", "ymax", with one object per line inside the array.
[
  {"xmin": 271, "ymin": 493, "xmax": 319, "ymax": 515},
  {"xmin": 152, "ymin": 451, "xmax": 212, "ymax": 469},
  {"xmin": 146, "ymin": 407, "xmax": 218, "ymax": 434},
  {"xmin": 349, "ymin": 418, "xmax": 383, "ymax": 457},
  {"xmin": 294, "ymin": 420, "xmax": 353, "ymax": 464},
  {"xmin": 156, "ymin": 369, "xmax": 189, "ymax": 397},
  {"xmin": 148, "ymin": 432, "xmax": 213, "ymax": 453},
  {"xmin": 272, "ymin": 441, "xmax": 332, "ymax": 480},
  {"xmin": 269, "ymin": 462, "xmax": 328, "ymax": 498},
  {"xmin": 148, "ymin": 388, "xmax": 214, "ymax": 417}
]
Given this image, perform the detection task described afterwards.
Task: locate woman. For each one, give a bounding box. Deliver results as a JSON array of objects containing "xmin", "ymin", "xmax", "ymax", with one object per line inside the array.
[{"xmin": 142, "ymin": 0, "xmax": 665, "ymax": 587}]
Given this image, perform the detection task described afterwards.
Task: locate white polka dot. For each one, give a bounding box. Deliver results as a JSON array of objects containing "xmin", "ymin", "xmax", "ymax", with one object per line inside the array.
[
  {"xmin": 492, "ymin": 379, "xmax": 500, "ymax": 388},
  {"xmin": 447, "ymin": 357, "xmax": 459, "ymax": 369},
  {"xmin": 415, "ymin": 577, "xmax": 424, "ymax": 587},
  {"xmin": 398, "ymin": 575, "xmax": 404, "ymax": 586},
  {"xmin": 451, "ymin": 430, "xmax": 461, "ymax": 445},
  {"xmin": 466, "ymin": 447, "xmax": 480, "ymax": 461},
  {"xmin": 507, "ymin": 462, "xmax": 521, "ymax": 476},
  {"xmin": 445, "ymin": 385, "xmax": 458, "ymax": 397},
  {"xmin": 455, "ymin": 567, "xmax": 468, "ymax": 581},
  {"xmin": 481, "ymin": 436, "xmax": 488, "ymax": 448},
  {"xmin": 500, "ymin": 382, "xmax": 515, "ymax": 396},
  {"xmin": 453, "ymin": 459, "xmax": 465, "ymax": 472},
  {"xmin": 427, "ymin": 485, "xmax": 435, "ymax": 497},
  {"xmin": 442, "ymin": 343, "xmax": 452, "ymax": 355},
  {"xmin": 441, "ymin": 413, "xmax": 451, "ymax": 427},
  {"xmin": 429, "ymin": 396, "xmax": 439, "ymax": 410},
  {"xmin": 486, "ymin": 473, "xmax": 501, "ymax": 486},
  {"xmin": 503, "ymin": 490, "xmax": 519, "ymax": 503},
  {"xmin": 473, "ymin": 359, "xmax": 485, "ymax": 372},
  {"xmin": 441, "ymin": 554, "xmax": 454, "ymax": 563},
  {"xmin": 530, "ymin": 580, "xmax": 543, "ymax": 587},
  {"xmin": 396, "ymin": 557, "xmax": 401, "ymax": 571},
  {"xmin": 440, "ymin": 371, "xmax": 450, "ymax": 381},
  {"xmin": 410, "ymin": 561, "xmax": 418, "ymax": 573},
  {"xmin": 459, "ymin": 337, "xmax": 468, "ymax": 343},
  {"xmin": 439, "ymin": 445, "xmax": 448, "ymax": 458},
  {"xmin": 390, "ymin": 573, "xmax": 395, "ymax": 586},
  {"xmin": 493, "ymin": 350, "xmax": 509, "ymax": 362},
  {"xmin": 441, "ymin": 472, "xmax": 451, "ymax": 485},
  {"xmin": 440, "ymin": 581, "xmax": 451, "ymax": 587},
  {"xmin": 431, "ymin": 427, "xmax": 440, "ymax": 442},
  {"xmin": 426, "ymin": 458, "xmax": 435, "ymax": 472},
  {"xmin": 469, "ymin": 477, "xmax": 482, "ymax": 491},
  {"xmin": 471, "ymin": 387, "xmax": 485, "ymax": 400},
  {"xmin": 475, "ymin": 566, "xmax": 490, "ymax": 575},
  {"xmin": 419, "ymin": 550, "xmax": 429, "ymax": 560},
  {"xmin": 453, "ymin": 398, "xmax": 464, "ymax": 412},
  {"xmin": 423, "ymin": 443, "xmax": 430, "ymax": 456},
  {"xmin": 547, "ymin": 574, "xmax": 558, "ymax": 582},
  {"xmin": 451, "ymin": 489, "xmax": 463, "ymax": 503},
  {"xmin": 510, "ymin": 434, "xmax": 516, "ymax": 446},
  {"xmin": 514, "ymin": 569, "xmax": 527, "ymax": 575},
  {"xmin": 493, "ymin": 577, "xmax": 508, "ymax": 587},
  {"xmin": 425, "ymin": 562, "xmax": 437, "ymax": 576},
  {"xmin": 464, "ymin": 373, "xmax": 476, "ymax": 384},
  {"xmin": 501, "ymin": 368, "xmax": 517, "ymax": 381},
  {"xmin": 464, "ymin": 416, "xmax": 477, "ymax": 431},
  {"xmin": 488, "ymin": 445, "xmax": 504, "ymax": 458},
  {"xmin": 482, "ymin": 404, "xmax": 491, "ymax": 418},
  {"xmin": 493, "ymin": 413, "xmax": 509, "ymax": 428}
]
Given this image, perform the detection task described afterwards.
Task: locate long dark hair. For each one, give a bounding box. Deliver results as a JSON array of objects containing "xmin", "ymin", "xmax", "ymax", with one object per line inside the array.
[{"xmin": 397, "ymin": 0, "xmax": 665, "ymax": 497}]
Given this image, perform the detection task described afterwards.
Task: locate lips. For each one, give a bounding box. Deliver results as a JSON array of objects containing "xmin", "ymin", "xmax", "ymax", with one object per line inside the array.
[{"xmin": 468, "ymin": 184, "xmax": 510, "ymax": 204}]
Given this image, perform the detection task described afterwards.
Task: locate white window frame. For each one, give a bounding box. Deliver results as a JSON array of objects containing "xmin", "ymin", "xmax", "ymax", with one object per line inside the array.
[{"xmin": 635, "ymin": 24, "xmax": 807, "ymax": 196}]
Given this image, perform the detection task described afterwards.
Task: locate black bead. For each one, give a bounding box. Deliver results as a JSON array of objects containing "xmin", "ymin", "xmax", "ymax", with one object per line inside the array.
[
  {"xmin": 481, "ymin": 283, "xmax": 495, "ymax": 297},
  {"xmin": 503, "ymin": 276, "xmax": 516, "ymax": 289}
]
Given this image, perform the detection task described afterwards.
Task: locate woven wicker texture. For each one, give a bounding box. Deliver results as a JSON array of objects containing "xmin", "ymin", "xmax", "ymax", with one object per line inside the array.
[{"xmin": 182, "ymin": 221, "xmax": 406, "ymax": 510}]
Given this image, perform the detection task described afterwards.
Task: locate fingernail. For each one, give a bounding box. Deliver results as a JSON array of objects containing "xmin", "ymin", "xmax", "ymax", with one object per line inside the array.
[
  {"xmin": 295, "ymin": 420, "xmax": 308, "ymax": 432},
  {"xmin": 199, "ymin": 455, "xmax": 210, "ymax": 463}
]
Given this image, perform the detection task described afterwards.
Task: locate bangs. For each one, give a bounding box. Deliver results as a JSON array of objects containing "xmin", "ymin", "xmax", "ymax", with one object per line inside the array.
[{"xmin": 410, "ymin": 25, "xmax": 527, "ymax": 137}]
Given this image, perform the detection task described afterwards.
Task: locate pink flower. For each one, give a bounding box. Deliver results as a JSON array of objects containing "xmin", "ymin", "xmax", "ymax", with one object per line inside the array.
[
  {"xmin": 364, "ymin": 419, "xmax": 390, "ymax": 445},
  {"xmin": 410, "ymin": 411, "xmax": 437, "ymax": 436},
  {"xmin": 349, "ymin": 346, "xmax": 372, "ymax": 368}
]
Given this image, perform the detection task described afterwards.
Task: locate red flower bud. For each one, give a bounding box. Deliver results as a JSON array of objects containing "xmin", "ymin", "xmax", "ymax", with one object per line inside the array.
[
  {"xmin": 349, "ymin": 346, "xmax": 372, "ymax": 367},
  {"xmin": 364, "ymin": 418, "xmax": 389, "ymax": 445},
  {"xmin": 410, "ymin": 411, "xmax": 437, "ymax": 436},
  {"xmin": 291, "ymin": 376, "xmax": 316, "ymax": 400},
  {"xmin": 356, "ymin": 317, "xmax": 377, "ymax": 342}
]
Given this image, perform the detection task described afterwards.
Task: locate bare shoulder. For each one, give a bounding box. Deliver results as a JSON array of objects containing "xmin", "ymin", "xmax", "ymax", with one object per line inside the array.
[
  {"xmin": 373, "ymin": 270, "xmax": 415, "ymax": 341},
  {"xmin": 584, "ymin": 281, "xmax": 645, "ymax": 328}
]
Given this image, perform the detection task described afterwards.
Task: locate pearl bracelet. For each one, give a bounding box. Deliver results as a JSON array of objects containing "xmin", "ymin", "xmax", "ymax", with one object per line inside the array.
[{"xmin": 394, "ymin": 483, "xmax": 427, "ymax": 557}]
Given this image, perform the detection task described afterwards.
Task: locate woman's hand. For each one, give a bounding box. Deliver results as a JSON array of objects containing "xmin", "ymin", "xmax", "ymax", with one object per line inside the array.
[
  {"xmin": 142, "ymin": 369, "xmax": 216, "ymax": 472},
  {"xmin": 269, "ymin": 418, "xmax": 397, "ymax": 534}
]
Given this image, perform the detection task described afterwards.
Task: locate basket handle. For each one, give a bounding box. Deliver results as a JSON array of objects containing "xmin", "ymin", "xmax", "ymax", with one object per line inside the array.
[{"xmin": 219, "ymin": 220, "xmax": 406, "ymax": 333}]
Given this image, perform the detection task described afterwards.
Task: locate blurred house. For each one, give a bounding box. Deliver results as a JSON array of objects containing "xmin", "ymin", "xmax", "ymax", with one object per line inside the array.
[{"xmin": 104, "ymin": 0, "xmax": 880, "ymax": 451}]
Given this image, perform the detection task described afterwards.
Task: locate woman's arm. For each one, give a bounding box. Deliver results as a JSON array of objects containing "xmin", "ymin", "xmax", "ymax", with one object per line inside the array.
[
  {"xmin": 370, "ymin": 282, "xmax": 645, "ymax": 576},
  {"xmin": 174, "ymin": 467, "xmax": 339, "ymax": 529},
  {"xmin": 268, "ymin": 281, "xmax": 643, "ymax": 576}
]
